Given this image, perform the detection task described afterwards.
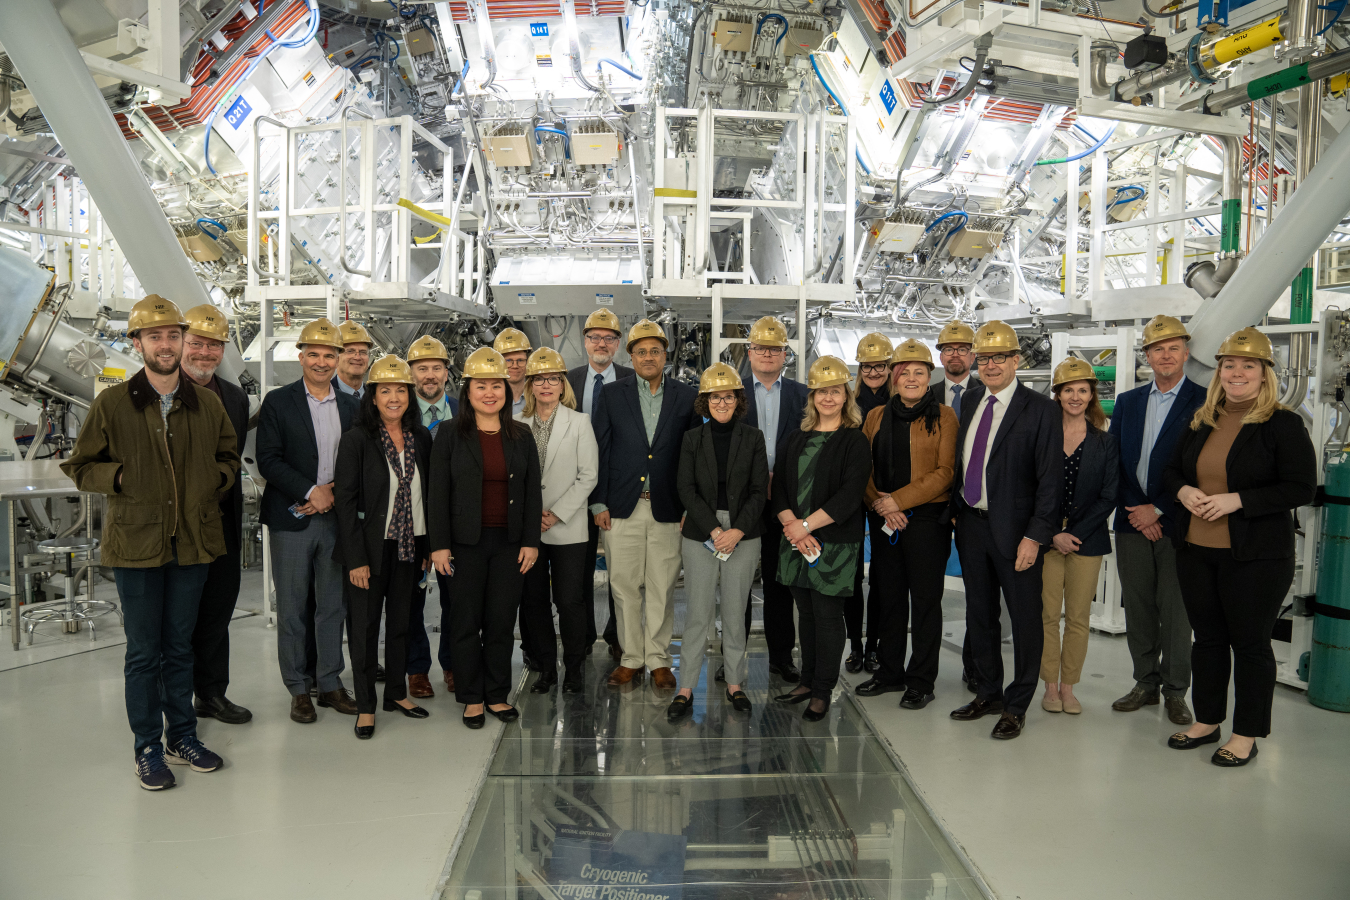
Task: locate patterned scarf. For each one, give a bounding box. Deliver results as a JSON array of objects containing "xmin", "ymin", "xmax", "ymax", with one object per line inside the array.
[{"xmin": 379, "ymin": 423, "xmax": 417, "ymax": 563}]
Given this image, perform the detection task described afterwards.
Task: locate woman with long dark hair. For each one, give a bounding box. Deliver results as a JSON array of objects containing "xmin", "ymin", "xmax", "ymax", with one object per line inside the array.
[
  {"xmin": 334, "ymin": 356, "xmax": 433, "ymax": 740},
  {"xmin": 429, "ymin": 347, "xmax": 542, "ymax": 729}
]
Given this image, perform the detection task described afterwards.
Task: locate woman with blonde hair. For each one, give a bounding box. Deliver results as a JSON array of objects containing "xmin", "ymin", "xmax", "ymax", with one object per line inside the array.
[
  {"xmin": 1040, "ymin": 358, "xmax": 1119, "ymax": 715},
  {"xmin": 1162, "ymin": 327, "xmax": 1315, "ymax": 767},
  {"xmin": 847, "ymin": 332, "xmax": 894, "ymax": 672}
]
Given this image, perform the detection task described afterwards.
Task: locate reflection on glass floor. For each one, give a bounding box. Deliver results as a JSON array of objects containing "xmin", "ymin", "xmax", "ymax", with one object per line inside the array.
[{"xmin": 440, "ymin": 639, "xmax": 985, "ymax": 900}]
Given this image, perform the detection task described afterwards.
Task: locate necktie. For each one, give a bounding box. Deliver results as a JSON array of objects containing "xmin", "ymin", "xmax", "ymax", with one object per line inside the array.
[
  {"xmin": 963, "ymin": 397, "xmax": 997, "ymax": 506},
  {"xmin": 428, "ymin": 405, "xmax": 440, "ymax": 438},
  {"xmin": 592, "ymin": 373, "xmax": 604, "ymax": 414},
  {"xmin": 951, "ymin": 383, "xmax": 964, "ymax": 410}
]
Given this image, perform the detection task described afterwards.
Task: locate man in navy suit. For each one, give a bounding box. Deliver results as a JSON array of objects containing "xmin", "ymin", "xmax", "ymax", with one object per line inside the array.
[
  {"xmin": 591, "ymin": 319, "xmax": 700, "ymax": 689},
  {"xmin": 257, "ymin": 318, "xmax": 361, "ymax": 724},
  {"xmin": 949, "ymin": 321, "xmax": 1062, "ymax": 740},
  {"xmin": 739, "ymin": 316, "xmax": 808, "ymax": 682},
  {"xmin": 1108, "ymin": 315, "xmax": 1205, "ymax": 725}
]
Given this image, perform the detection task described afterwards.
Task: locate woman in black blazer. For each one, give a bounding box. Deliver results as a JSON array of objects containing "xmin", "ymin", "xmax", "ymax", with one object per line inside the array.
[
  {"xmin": 1162, "ymin": 328, "xmax": 1316, "ymax": 767},
  {"xmin": 771, "ymin": 357, "xmax": 872, "ymax": 721},
  {"xmin": 334, "ymin": 356, "xmax": 433, "ymax": 740},
  {"xmin": 669, "ymin": 363, "xmax": 768, "ymax": 721},
  {"xmin": 848, "ymin": 332, "xmax": 894, "ymax": 673},
  {"xmin": 429, "ymin": 347, "xmax": 542, "ymax": 729},
  {"xmin": 1039, "ymin": 359, "xmax": 1119, "ymax": 716}
]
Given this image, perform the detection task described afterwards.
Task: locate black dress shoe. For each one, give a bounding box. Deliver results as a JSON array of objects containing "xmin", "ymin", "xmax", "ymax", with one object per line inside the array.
[
  {"xmin": 463, "ymin": 713, "xmax": 486, "ymax": 729},
  {"xmin": 770, "ymin": 661, "xmax": 801, "ymax": 683},
  {"xmin": 803, "ymin": 698, "xmax": 830, "ymax": 722},
  {"xmin": 666, "ymin": 694, "xmax": 693, "ymax": 721},
  {"xmin": 1168, "ymin": 728, "xmax": 1222, "ymax": 750},
  {"xmin": 950, "ymin": 698, "xmax": 1005, "ymax": 721},
  {"xmin": 774, "ymin": 689, "xmax": 812, "ymax": 704},
  {"xmin": 1212, "ymin": 741, "xmax": 1257, "ymax": 767},
  {"xmin": 354, "ymin": 722, "xmax": 375, "ymax": 740},
  {"xmin": 715, "ymin": 666, "xmax": 726, "ymax": 683},
  {"xmin": 863, "ymin": 652, "xmax": 879, "ymax": 673},
  {"xmin": 855, "ymin": 678, "xmax": 905, "ymax": 697},
  {"xmin": 726, "ymin": 689, "xmax": 752, "ymax": 712},
  {"xmin": 991, "ymin": 713, "xmax": 1025, "ymax": 740},
  {"xmin": 900, "ymin": 689, "xmax": 935, "ymax": 710},
  {"xmin": 607, "ymin": 643, "xmax": 623, "ymax": 662},
  {"xmin": 530, "ymin": 671, "xmax": 558, "ymax": 694},
  {"xmin": 375, "ymin": 665, "xmax": 386, "ymax": 683},
  {"xmin": 382, "ymin": 700, "xmax": 430, "ymax": 719},
  {"xmin": 844, "ymin": 652, "xmax": 864, "ymax": 674},
  {"xmin": 486, "ymin": 705, "xmax": 519, "ymax": 723},
  {"xmin": 563, "ymin": 669, "xmax": 584, "ymax": 693},
  {"xmin": 195, "ymin": 695, "xmax": 253, "ymax": 725}
]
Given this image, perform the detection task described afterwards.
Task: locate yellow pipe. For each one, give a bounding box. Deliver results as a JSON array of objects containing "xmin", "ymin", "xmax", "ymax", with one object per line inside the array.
[
  {"xmin": 1200, "ymin": 14, "xmax": 1284, "ymax": 70},
  {"xmin": 1331, "ymin": 72, "xmax": 1350, "ymax": 97}
]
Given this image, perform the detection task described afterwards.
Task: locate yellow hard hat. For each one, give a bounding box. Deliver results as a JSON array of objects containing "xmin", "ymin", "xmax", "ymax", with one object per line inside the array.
[
  {"xmin": 698, "ymin": 362, "xmax": 743, "ymax": 393},
  {"xmin": 972, "ymin": 320, "xmax": 1020, "ymax": 355},
  {"xmin": 184, "ymin": 304, "xmax": 229, "ymax": 343},
  {"xmin": 1215, "ymin": 326, "xmax": 1274, "ymax": 365},
  {"xmin": 526, "ymin": 347, "xmax": 567, "ymax": 378},
  {"xmin": 493, "ymin": 327, "xmax": 532, "ymax": 355},
  {"xmin": 1142, "ymin": 314, "xmax": 1191, "ymax": 348},
  {"xmin": 935, "ymin": 321, "xmax": 976, "ymax": 348},
  {"xmin": 407, "ymin": 335, "xmax": 450, "ymax": 363},
  {"xmin": 128, "ymin": 294, "xmax": 187, "ymax": 336},
  {"xmin": 807, "ymin": 355, "xmax": 851, "ymax": 390},
  {"xmin": 1053, "ymin": 357, "xmax": 1097, "ymax": 387},
  {"xmin": 338, "ymin": 320, "xmax": 373, "ymax": 346},
  {"xmin": 856, "ymin": 332, "xmax": 894, "ymax": 364},
  {"xmin": 366, "ymin": 354, "xmax": 414, "ymax": 385},
  {"xmin": 463, "ymin": 346, "xmax": 508, "ymax": 379},
  {"xmin": 296, "ymin": 318, "xmax": 343, "ymax": 350},
  {"xmin": 583, "ymin": 308, "xmax": 622, "ymax": 334},
  {"xmin": 749, "ymin": 316, "xmax": 789, "ymax": 348},
  {"xmin": 626, "ymin": 318, "xmax": 669, "ymax": 353},
  {"xmin": 890, "ymin": 339, "xmax": 934, "ymax": 369}
]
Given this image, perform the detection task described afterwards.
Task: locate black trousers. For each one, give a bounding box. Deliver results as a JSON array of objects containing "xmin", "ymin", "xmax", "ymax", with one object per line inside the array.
[
  {"xmin": 844, "ymin": 515, "xmax": 886, "ymax": 652},
  {"xmin": 1176, "ymin": 543, "xmax": 1294, "ymax": 737},
  {"xmin": 956, "ymin": 511, "xmax": 1045, "ymax": 716},
  {"xmin": 347, "ymin": 540, "xmax": 420, "ymax": 714},
  {"xmin": 871, "ymin": 514, "xmax": 952, "ymax": 694},
  {"xmin": 743, "ymin": 522, "xmax": 796, "ymax": 665},
  {"xmin": 191, "ymin": 515, "xmax": 241, "ymax": 699},
  {"xmin": 583, "ymin": 517, "xmax": 620, "ymax": 649},
  {"xmin": 451, "ymin": 527, "xmax": 525, "ymax": 705},
  {"xmin": 522, "ymin": 541, "xmax": 590, "ymax": 671},
  {"xmin": 790, "ymin": 586, "xmax": 847, "ymax": 701}
]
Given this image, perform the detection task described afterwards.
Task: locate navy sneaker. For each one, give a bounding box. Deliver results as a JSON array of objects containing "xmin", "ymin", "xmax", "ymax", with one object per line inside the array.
[
  {"xmin": 134, "ymin": 747, "xmax": 177, "ymax": 791},
  {"xmin": 166, "ymin": 736, "xmax": 224, "ymax": 773}
]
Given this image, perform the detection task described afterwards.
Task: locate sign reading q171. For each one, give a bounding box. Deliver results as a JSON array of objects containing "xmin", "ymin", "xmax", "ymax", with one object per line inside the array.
[{"xmin": 549, "ymin": 825, "xmax": 686, "ymax": 900}]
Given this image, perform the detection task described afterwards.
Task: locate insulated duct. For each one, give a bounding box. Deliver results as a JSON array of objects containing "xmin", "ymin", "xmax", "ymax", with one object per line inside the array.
[{"xmin": 0, "ymin": 0, "xmax": 210, "ymax": 310}]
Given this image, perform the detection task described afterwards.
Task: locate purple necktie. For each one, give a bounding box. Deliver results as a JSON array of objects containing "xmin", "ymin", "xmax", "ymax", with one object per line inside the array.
[{"xmin": 964, "ymin": 397, "xmax": 997, "ymax": 506}]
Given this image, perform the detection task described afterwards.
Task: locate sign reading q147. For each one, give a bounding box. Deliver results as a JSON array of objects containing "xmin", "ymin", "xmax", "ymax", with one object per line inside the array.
[{"xmin": 549, "ymin": 825, "xmax": 686, "ymax": 900}]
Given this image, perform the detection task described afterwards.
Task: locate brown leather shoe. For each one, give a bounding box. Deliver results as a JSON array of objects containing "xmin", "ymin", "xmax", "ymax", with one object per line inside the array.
[
  {"xmin": 1112, "ymin": 686, "xmax": 1160, "ymax": 712},
  {"xmin": 409, "ymin": 674, "xmax": 435, "ymax": 699},
  {"xmin": 1165, "ymin": 697, "xmax": 1194, "ymax": 725},
  {"xmin": 290, "ymin": 694, "xmax": 317, "ymax": 724},
  {"xmin": 443, "ymin": 670, "xmax": 455, "ymax": 692},
  {"xmin": 606, "ymin": 666, "xmax": 644, "ymax": 687},
  {"xmin": 650, "ymin": 667, "xmax": 677, "ymax": 690},
  {"xmin": 991, "ymin": 713, "xmax": 1026, "ymax": 740},
  {"xmin": 318, "ymin": 688, "xmax": 358, "ymax": 715}
]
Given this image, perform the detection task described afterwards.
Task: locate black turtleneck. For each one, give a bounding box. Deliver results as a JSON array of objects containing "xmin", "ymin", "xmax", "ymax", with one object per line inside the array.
[
  {"xmin": 857, "ymin": 382, "xmax": 889, "ymax": 417},
  {"xmin": 711, "ymin": 418, "xmax": 734, "ymax": 509}
]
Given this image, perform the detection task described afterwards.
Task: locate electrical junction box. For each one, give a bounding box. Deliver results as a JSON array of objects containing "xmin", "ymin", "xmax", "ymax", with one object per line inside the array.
[
  {"xmin": 1123, "ymin": 33, "xmax": 1169, "ymax": 70},
  {"xmin": 783, "ymin": 26, "xmax": 824, "ymax": 58},
  {"xmin": 713, "ymin": 19, "xmax": 754, "ymax": 53},
  {"xmin": 874, "ymin": 222, "xmax": 925, "ymax": 254},
  {"xmin": 572, "ymin": 128, "xmax": 620, "ymax": 165},
  {"xmin": 405, "ymin": 28, "xmax": 437, "ymax": 57},
  {"xmin": 948, "ymin": 229, "xmax": 1004, "ymax": 259},
  {"xmin": 485, "ymin": 128, "xmax": 533, "ymax": 168},
  {"xmin": 490, "ymin": 253, "xmax": 645, "ymax": 316}
]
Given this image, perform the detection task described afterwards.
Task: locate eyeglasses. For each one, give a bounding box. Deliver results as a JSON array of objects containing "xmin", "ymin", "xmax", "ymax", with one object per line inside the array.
[
  {"xmin": 859, "ymin": 363, "xmax": 889, "ymax": 375},
  {"xmin": 975, "ymin": 354, "xmax": 1015, "ymax": 366},
  {"xmin": 748, "ymin": 345, "xmax": 785, "ymax": 356},
  {"xmin": 708, "ymin": 395, "xmax": 738, "ymax": 406},
  {"xmin": 341, "ymin": 349, "xmax": 370, "ymax": 359},
  {"xmin": 632, "ymin": 348, "xmax": 665, "ymax": 360},
  {"xmin": 586, "ymin": 334, "xmax": 619, "ymax": 345},
  {"xmin": 940, "ymin": 346, "xmax": 972, "ymax": 357},
  {"xmin": 533, "ymin": 375, "xmax": 564, "ymax": 386},
  {"xmin": 185, "ymin": 340, "xmax": 223, "ymax": 353}
]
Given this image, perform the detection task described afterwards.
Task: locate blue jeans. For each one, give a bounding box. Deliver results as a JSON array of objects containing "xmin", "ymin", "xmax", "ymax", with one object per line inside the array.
[
  {"xmin": 115, "ymin": 548, "xmax": 210, "ymax": 754},
  {"xmin": 407, "ymin": 570, "xmax": 453, "ymax": 675}
]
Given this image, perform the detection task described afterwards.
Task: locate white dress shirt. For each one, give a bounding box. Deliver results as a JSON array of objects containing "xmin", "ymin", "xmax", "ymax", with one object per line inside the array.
[
  {"xmin": 384, "ymin": 461, "xmax": 425, "ymax": 536},
  {"xmin": 961, "ymin": 379, "xmax": 1019, "ymax": 511}
]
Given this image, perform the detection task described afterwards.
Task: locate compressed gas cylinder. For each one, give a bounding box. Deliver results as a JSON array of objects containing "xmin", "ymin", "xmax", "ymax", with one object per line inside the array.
[{"xmin": 1309, "ymin": 455, "xmax": 1350, "ymax": 711}]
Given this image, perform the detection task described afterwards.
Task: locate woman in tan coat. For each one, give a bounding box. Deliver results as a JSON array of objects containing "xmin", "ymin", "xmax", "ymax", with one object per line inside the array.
[{"xmin": 853, "ymin": 339, "xmax": 958, "ymax": 710}]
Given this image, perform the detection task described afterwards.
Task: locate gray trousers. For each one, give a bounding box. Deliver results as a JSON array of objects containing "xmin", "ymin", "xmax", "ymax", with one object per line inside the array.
[
  {"xmin": 271, "ymin": 514, "xmax": 347, "ymax": 695},
  {"xmin": 679, "ymin": 511, "xmax": 760, "ymax": 690},
  {"xmin": 1116, "ymin": 531, "xmax": 1192, "ymax": 697}
]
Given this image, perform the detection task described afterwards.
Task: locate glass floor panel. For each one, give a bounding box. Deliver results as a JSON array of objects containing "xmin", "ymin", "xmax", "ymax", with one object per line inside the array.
[{"xmin": 440, "ymin": 642, "xmax": 987, "ymax": 900}]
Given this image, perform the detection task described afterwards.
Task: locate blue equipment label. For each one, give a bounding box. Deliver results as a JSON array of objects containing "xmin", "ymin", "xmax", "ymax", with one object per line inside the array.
[
  {"xmin": 879, "ymin": 80, "xmax": 897, "ymax": 115},
  {"xmin": 223, "ymin": 95, "xmax": 252, "ymax": 130},
  {"xmin": 531, "ymin": 22, "xmax": 549, "ymax": 36}
]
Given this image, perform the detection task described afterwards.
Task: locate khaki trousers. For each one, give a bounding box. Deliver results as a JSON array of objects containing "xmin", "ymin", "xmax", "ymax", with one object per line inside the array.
[
  {"xmin": 604, "ymin": 498, "xmax": 681, "ymax": 670},
  {"xmin": 1040, "ymin": 550, "xmax": 1103, "ymax": 684}
]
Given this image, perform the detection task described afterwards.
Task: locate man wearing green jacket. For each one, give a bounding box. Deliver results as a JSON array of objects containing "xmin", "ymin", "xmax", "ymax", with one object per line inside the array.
[{"xmin": 62, "ymin": 295, "xmax": 240, "ymax": 791}]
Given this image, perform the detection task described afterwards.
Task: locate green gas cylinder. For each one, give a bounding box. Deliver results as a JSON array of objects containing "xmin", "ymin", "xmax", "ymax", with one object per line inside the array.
[{"xmin": 1309, "ymin": 454, "xmax": 1350, "ymax": 712}]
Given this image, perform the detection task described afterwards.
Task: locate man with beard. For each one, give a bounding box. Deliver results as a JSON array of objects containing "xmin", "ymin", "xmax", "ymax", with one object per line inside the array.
[
  {"xmin": 567, "ymin": 309, "xmax": 633, "ymax": 660},
  {"xmin": 404, "ymin": 335, "xmax": 459, "ymax": 698},
  {"xmin": 63, "ymin": 295, "xmax": 239, "ymax": 790},
  {"xmin": 179, "ymin": 305, "xmax": 252, "ymax": 725},
  {"xmin": 495, "ymin": 327, "xmax": 533, "ymax": 417},
  {"xmin": 334, "ymin": 320, "xmax": 374, "ymax": 399},
  {"xmin": 257, "ymin": 319, "xmax": 361, "ymax": 724}
]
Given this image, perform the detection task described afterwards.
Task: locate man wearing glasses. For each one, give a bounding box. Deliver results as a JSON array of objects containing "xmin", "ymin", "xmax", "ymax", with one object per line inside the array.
[
  {"xmin": 949, "ymin": 321, "xmax": 1061, "ymax": 741},
  {"xmin": 495, "ymin": 327, "xmax": 533, "ymax": 417},
  {"xmin": 334, "ymin": 320, "xmax": 374, "ymax": 399},
  {"xmin": 740, "ymin": 316, "xmax": 808, "ymax": 684},
  {"xmin": 568, "ymin": 309, "xmax": 634, "ymax": 660},
  {"xmin": 180, "ymin": 305, "xmax": 253, "ymax": 726}
]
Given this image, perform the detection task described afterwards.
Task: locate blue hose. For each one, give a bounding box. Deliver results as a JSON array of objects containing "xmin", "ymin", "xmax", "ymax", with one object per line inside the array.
[
  {"xmin": 1034, "ymin": 122, "xmax": 1117, "ymax": 167},
  {"xmin": 196, "ymin": 217, "xmax": 228, "ymax": 238},
  {"xmin": 855, "ymin": 149, "xmax": 870, "ymax": 174},
  {"xmin": 262, "ymin": 0, "xmax": 320, "ymax": 49},
  {"xmin": 597, "ymin": 58, "xmax": 641, "ymax": 79},
  {"xmin": 453, "ymin": 60, "xmax": 470, "ymax": 96},
  {"xmin": 809, "ymin": 53, "xmax": 846, "ymax": 115},
  {"xmin": 757, "ymin": 13, "xmax": 789, "ymax": 48},
  {"xmin": 923, "ymin": 210, "xmax": 968, "ymax": 235},
  {"xmin": 534, "ymin": 125, "xmax": 571, "ymax": 158},
  {"xmin": 1110, "ymin": 185, "xmax": 1145, "ymax": 207}
]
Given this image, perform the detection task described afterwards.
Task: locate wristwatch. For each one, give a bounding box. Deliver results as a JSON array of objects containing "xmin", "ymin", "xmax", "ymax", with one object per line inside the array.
[{"xmin": 801, "ymin": 520, "xmax": 812, "ymax": 533}]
